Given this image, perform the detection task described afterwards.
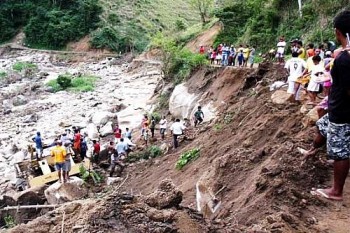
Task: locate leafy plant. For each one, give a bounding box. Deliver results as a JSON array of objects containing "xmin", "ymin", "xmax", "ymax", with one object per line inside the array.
[
  {"xmin": 175, "ymin": 19, "xmax": 186, "ymax": 31},
  {"xmin": 176, "ymin": 148, "xmax": 200, "ymax": 170},
  {"xmin": 12, "ymin": 62, "xmax": 37, "ymax": 72},
  {"xmin": 46, "ymin": 74, "xmax": 98, "ymax": 92},
  {"xmin": 151, "ymin": 112, "xmax": 161, "ymax": 123},
  {"xmin": 4, "ymin": 215, "xmax": 16, "ymax": 228},
  {"xmin": 57, "ymin": 74, "xmax": 72, "ymax": 89},
  {"xmin": 79, "ymin": 164, "xmax": 103, "ymax": 184},
  {"xmin": 148, "ymin": 145, "xmax": 162, "ymax": 158},
  {"xmin": 0, "ymin": 71, "xmax": 7, "ymax": 79}
]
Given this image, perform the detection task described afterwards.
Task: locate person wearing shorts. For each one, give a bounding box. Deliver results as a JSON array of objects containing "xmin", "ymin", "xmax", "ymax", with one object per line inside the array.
[
  {"xmin": 50, "ymin": 140, "xmax": 67, "ymax": 183},
  {"xmin": 311, "ymin": 10, "xmax": 350, "ymax": 201}
]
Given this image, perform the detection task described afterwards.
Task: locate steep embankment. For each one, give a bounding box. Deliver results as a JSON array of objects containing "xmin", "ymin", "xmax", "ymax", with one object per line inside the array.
[{"xmin": 121, "ymin": 64, "xmax": 350, "ymax": 232}]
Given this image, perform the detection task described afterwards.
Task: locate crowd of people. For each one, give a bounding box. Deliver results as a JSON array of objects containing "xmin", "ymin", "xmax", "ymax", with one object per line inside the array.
[
  {"xmin": 32, "ymin": 106, "xmax": 206, "ymax": 182},
  {"xmin": 199, "ymin": 44, "xmax": 256, "ymax": 68},
  {"xmin": 280, "ymin": 10, "xmax": 350, "ymax": 202}
]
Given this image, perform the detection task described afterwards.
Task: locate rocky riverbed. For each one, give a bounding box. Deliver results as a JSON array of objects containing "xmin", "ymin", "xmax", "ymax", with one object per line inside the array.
[{"xmin": 0, "ymin": 49, "xmax": 162, "ymax": 194}]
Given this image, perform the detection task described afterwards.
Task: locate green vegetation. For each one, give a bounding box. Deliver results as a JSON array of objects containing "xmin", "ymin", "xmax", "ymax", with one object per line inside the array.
[
  {"xmin": 126, "ymin": 146, "xmax": 163, "ymax": 163},
  {"xmin": 0, "ymin": 0, "xmax": 102, "ymax": 49},
  {"xmin": 12, "ymin": 62, "xmax": 37, "ymax": 72},
  {"xmin": 176, "ymin": 148, "xmax": 200, "ymax": 170},
  {"xmin": 4, "ymin": 215, "xmax": 16, "ymax": 228},
  {"xmin": 47, "ymin": 74, "xmax": 98, "ymax": 92},
  {"xmin": 95, "ymin": 0, "xmax": 200, "ymax": 52},
  {"xmin": 150, "ymin": 33, "xmax": 208, "ymax": 84},
  {"xmin": 151, "ymin": 112, "xmax": 162, "ymax": 123},
  {"xmin": 79, "ymin": 165, "xmax": 103, "ymax": 184},
  {"xmin": 0, "ymin": 71, "xmax": 7, "ymax": 80},
  {"xmin": 215, "ymin": 0, "xmax": 350, "ymax": 52}
]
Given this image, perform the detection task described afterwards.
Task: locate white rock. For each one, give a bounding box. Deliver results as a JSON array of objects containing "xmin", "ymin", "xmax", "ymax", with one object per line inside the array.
[
  {"xmin": 271, "ymin": 90, "xmax": 291, "ymax": 105},
  {"xmin": 91, "ymin": 111, "xmax": 116, "ymax": 126},
  {"xmin": 44, "ymin": 176, "xmax": 87, "ymax": 204},
  {"xmin": 106, "ymin": 177, "xmax": 123, "ymax": 185},
  {"xmin": 169, "ymin": 84, "xmax": 199, "ymax": 119},
  {"xmin": 13, "ymin": 150, "xmax": 26, "ymax": 163},
  {"xmin": 86, "ymin": 123, "xmax": 99, "ymax": 140},
  {"xmin": 100, "ymin": 122, "xmax": 114, "ymax": 137}
]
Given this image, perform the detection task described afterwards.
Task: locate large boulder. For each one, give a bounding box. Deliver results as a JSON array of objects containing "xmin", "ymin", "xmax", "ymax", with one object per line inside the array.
[
  {"xmin": 271, "ymin": 90, "xmax": 291, "ymax": 105},
  {"xmin": 100, "ymin": 122, "xmax": 114, "ymax": 137},
  {"xmin": 169, "ymin": 84, "xmax": 217, "ymax": 121},
  {"xmin": 91, "ymin": 111, "xmax": 116, "ymax": 126},
  {"xmin": 302, "ymin": 107, "xmax": 319, "ymax": 127},
  {"xmin": 169, "ymin": 84, "xmax": 198, "ymax": 119},
  {"xmin": 44, "ymin": 177, "xmax": 88, "ymax": 204},
  {"xmin": 12, "ymin": 95, "xmax": 28, "ymax": 106},
  {"xmin": 145, "ymin": 179, "xmax": 183, "ymax": 209},
  {"xmin": 86, "ymin": 123, "xmax": 99, "ymax": 140}
]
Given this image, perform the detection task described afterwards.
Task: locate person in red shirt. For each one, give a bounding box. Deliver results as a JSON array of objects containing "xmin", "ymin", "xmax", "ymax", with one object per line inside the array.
[
  {"xmin": 199, "ymin": 46, "xmax": 205, "ymax": 54},
  {"xmin": 92, "ymin": 140, "xmax": 100, "ymax": 164},
  {"xmin": 307, "ymin": 43, "xmax": 315, "ymax": 58},
  {"xmin": 73, "ymin": 129, "xmax": 81, "ymax": 155},
  {"xmin": 114, "ymin": 125, "xmax": 122, "ymax": 143}
]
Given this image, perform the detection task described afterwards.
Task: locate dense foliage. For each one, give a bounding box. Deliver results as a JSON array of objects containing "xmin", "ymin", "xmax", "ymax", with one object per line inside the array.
[
  {"xmin": 0, "ymin": 0, "xmax": 102, "ymax": 49},
  {"xmin": 215, "ymin": 0, "xmax": 350, "ymax": 51},
  {"xmin": 150, "ymin": 33, "xmax": 208, "ymax": 84},
  {"xmin": 176, "ymin": 148, "xmax": 200, "ymax": 170},
  {"xmin": 47, "ymin": 74, "xmax": 98, "ymax": 92}
]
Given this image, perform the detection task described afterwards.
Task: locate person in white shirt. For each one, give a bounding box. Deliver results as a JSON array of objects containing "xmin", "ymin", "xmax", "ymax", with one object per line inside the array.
[
  {"xmin": 284, "ymin": 51, "xmax": 307, "ymax": 101},
  {"xmin": 276, "ymin": 37, "xmax": 287, "ymax": 64},
  {"xmin": 159, "ymin": 116, "xmax": 168, "ymax": 140},
  {"xmin": 170, "ymin": 119, "xmax": 186, "ymax": 149}
]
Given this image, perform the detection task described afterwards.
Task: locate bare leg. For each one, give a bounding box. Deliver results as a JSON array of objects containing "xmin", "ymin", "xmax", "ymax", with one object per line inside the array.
[
  {"xmin": 317, "ymin": 159, "xmax": 349, "ymax": 201},
  {"xmin": 301, "ymin": 129, "xmax": 326, "ymax": 161},
  {"xmin": 58, "ymin": 170, "xmax": 62, "ymax": 183}
]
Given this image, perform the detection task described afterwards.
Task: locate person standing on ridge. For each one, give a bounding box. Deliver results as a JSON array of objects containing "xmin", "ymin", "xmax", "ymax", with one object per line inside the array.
[
  {"xmin": 50, "ymin": 140, "xmax": 67, "ymax": 183},
  {"xmin": 311, "ymin": 10, "xmax": 350, "ymax": 201},
  {"xmin": 73, "ymin": 129, "xmax": 81, "ymax": 155},
  {"xmin": 194, "ymin": 106, "xmax": 204, "ymax": 127},
  {"xmin": 32, "ymin": 131, "xmax": 43, "ymax": 160}
]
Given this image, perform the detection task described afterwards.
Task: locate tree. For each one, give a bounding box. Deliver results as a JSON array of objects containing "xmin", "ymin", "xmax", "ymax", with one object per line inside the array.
[{"xmin": 190, "ymin": 0, "xmax": 214, "ymax": 26}]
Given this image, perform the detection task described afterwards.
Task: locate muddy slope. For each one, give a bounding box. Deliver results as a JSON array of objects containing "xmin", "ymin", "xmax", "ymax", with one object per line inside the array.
[{"xmin": 121, "ymin": 63, "xmax": 349, "ymax": 232}]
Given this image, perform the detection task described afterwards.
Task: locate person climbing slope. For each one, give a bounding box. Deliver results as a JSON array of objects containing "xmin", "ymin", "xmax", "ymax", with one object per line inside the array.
[{"xmin": 194, "ymin": 106, "xmax": 204, "ymax": 127}]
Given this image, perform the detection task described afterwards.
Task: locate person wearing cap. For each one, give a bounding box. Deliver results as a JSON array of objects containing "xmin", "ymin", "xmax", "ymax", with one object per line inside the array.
[
  {"xmin": 50, "ymin": 140, "xmax": 67, "ymax": 183},
  {"xmin": 32, "ymin": 132, "xmax": 43, "ymax": 160}
]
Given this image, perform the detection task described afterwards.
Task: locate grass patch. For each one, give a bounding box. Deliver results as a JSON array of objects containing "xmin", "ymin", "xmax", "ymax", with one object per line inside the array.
[
  {"xmin": 12, "ymin": 61, "xmax": 37, "ymax": 72},
  {"xmin": 47, "ymin": 74, "xmax": 99, "ymax": 93},
  {"xmin": 176, "ymin": 148, "xmax": 200, "ymax": 170},
  {"xmin": 125, "ymin": 146, "xmax": 163, "ymax": 163},
  {"xmin": 0, "ymin": 71, "xmax": 7, "ymax": 79}
]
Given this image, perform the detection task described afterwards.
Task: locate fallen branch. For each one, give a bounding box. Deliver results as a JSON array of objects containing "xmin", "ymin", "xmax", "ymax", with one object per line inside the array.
[
  {"xmin": 115, "ymin": 173, "xmax": 129, "ymax": 192},
  {"xmin": 1, "ymin": 204, "xmax": 59, "ymax": 211}
]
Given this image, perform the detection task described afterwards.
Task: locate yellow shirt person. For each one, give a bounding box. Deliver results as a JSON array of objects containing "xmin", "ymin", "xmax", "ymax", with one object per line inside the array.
[{"xmin": 51, "ymin": 144, "xmax": 67, "ymax": 164}]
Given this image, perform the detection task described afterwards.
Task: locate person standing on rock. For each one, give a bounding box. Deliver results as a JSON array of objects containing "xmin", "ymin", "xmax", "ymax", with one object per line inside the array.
[
  {"xmin": 124, "ymin": 128, "xmax": 132, "ymax": 140},
  {"xmin": 92, "ymin": 140, "xmax": 100, "ymax": 164},
  {"xmin": 159, "ymin": 116, "xmax": 168, "ymax": 140},
  {"xmin": 50, "ymin": 140, "xmax": 67, "ymax": 183},
  {"xmin": 64, "ymin": 142, "xmax": 74, "ymax": 180},
  {"xmin": 194, "ymin": 106, "xmax": 204, "ymax": 127},
  {"xmin": 311, "ymin": 10, "xmax": 350, "ymax": 201},
  {"xmin": 32, "ymin": 131, "xmax": 43, "ymax": 160},
  {"xmin": 170, "ymin": 119, "xmax": 186, "ymax": 149},
  {"xmin": 73, "ymin": 129, "xmax": 81, "ymax": 155},
  {"xmin": 80, "ymin": 136, "xmax": 87, "ymax": 161},
  {"xmin": 150, "ymin": 116, "xmax": 156, "ymax": 138},
  {"xmin": 114, "ymin": 125, "xmax": 122, "ymax": 143}
]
